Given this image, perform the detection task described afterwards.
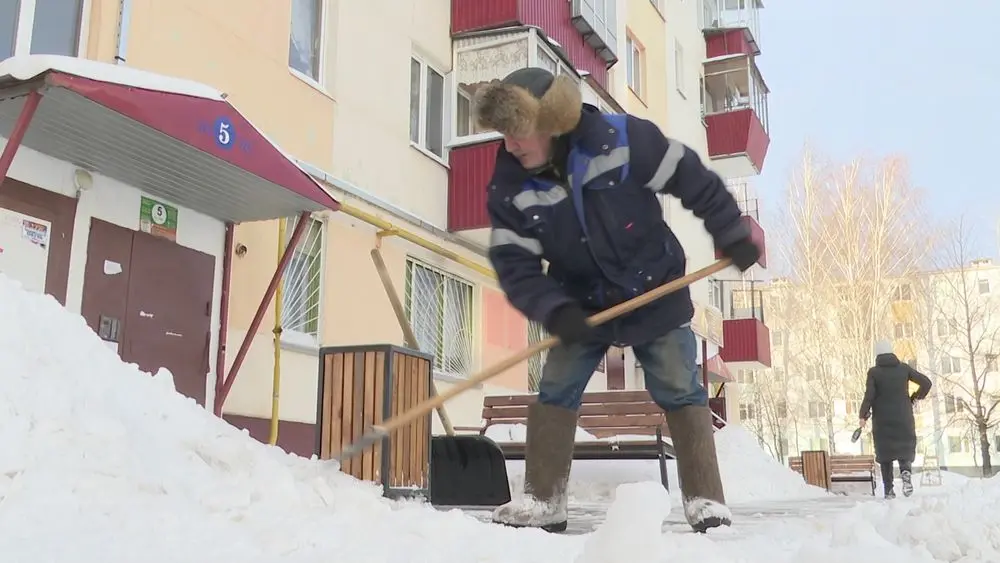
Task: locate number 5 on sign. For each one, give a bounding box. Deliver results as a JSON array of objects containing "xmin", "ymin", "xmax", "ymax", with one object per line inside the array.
[{"xmin": 214, "ymin": 117, "xmax": 234, "ymax": 149}]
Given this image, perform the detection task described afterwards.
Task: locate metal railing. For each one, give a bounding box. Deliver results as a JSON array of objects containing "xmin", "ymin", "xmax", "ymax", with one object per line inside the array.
[{"xmin": 717, "ymin": 279, "xmax": 766, "ymax": 323}]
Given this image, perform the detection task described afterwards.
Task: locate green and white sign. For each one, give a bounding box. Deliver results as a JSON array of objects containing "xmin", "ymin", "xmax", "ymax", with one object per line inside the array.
[{"xmin": 139, "ymin": 196, "xmax": 178, "ymax": 241}]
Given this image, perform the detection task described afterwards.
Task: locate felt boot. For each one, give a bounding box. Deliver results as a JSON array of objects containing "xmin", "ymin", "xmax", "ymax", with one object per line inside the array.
[
  {"xmin": 491, "ymin": 402, "xmax": 576, "ymax": 533},
  {"xmin": 666, "ymin": 405, "xmax": 732, "ymax": 533}
]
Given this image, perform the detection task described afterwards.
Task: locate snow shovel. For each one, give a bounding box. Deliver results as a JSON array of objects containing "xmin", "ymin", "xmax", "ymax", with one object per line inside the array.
[
  {"xmin": 338, "ymin": 257, "xmax": 733, "ymax": 504},
  {"xmin": 371, "ymin": 248, "xmax": 509, "ymax": 506}
]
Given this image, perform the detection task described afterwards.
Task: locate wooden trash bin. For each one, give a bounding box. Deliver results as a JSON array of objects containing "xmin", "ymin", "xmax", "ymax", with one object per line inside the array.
[
  {"xmin": 800, "ymin": 450, "xmax": 832, "ymax": 490},
  {"xmin": 316, "ymin": 344, "xmax": 433, "ymax": 499}
]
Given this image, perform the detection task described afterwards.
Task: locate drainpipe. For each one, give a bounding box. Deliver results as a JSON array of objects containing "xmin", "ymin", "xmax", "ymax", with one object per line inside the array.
[
  {"xmin": 0, "ymin": 90, "xmax": 42, "ymax": 187},
  {"xmin": 114, "ymin": 0, "xmax": 133, "ymax": 64},
  {"xmin": 294, "ymin": 160, "xmax": 495, "ymax": 277}
]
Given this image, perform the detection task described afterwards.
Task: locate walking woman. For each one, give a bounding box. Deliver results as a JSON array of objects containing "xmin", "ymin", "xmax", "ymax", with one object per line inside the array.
[{"xmin": 859, "ymin": 340, "xmax": 933, "ymax": 498}]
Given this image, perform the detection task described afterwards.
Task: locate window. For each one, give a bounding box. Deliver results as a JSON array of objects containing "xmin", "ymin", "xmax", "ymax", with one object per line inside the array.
[
  {"xmin": 808, "ymin": 401, "xmax": 829, "ymax": 418},
  {"xmin": 709, "ymin": 279, "xmax": 723, "ymax": 310},
  {"xmin": 893, "ymin": 322, "xmax": 913, "ymax": 339},
  {"xmin": 893, "ymin": 284, "xmax": 912, "ymax": 302},
  {"xmin": 2, "ymin": 0, "xmax": 85, "ymax": 60},
  {"xmin": 281, "ymin": 216, "xmax": 325, "ymax": 342},
  {"xmin": 980, "ymin": 279, "xmax": 991, "ymax": 295},
  {"xmin": 625, "ymin": 35, "xmax": 643, "ymax": 97},
  {"xmin": 776, "ymin": 401, "xmax": 788, "ymax": 418},
  {"xmin": 804, "ymin": 365, "xmax": 821, "ymax": 381},
  {"xmin": 773, "ymin": 366, "xmax": 785, "ymax": 381},
  {"xmin": 410, "ymin": 57, "xmax": 446, "ymax": 159},
  {"xmin": 405, "ymin": 259, "xmax": 475, "ymax": 377},
  {"xmin": 943, "ymin": 394, "xmax": 966, "ymax": 415},
  {"xmin": 948, "ymin": 436, "xmax": 971, "ymax": 454},
  {"xmin": 674, "ymin": 40, "xmax": 686, "ymax": 95},
  {"xmin": 737, "ymin": 369, "xmax": 755, "ymax": 384},
  {"xmin": 739, "ymin": 403, "xmax": 756, "ymax": 420},
  {"xmin": 937, "ymin": 318, "xmax": 958, "ymax": 338},
  {"xmin": 772, "ymin": 331, "xmax": 783, "ymax": 346},
  {"xmin": 940, "ymin": 355, "xmax": 961, "ymax": 375},
  {"xmin": 846, "ymin": 400, "xmax": 861, "ymax": 416},
  {"xmin": 987, "ymin": 354, "xmax": 998, "ymax": 373},
  {"xmin": 289, "ymin": 0, "xmax": 324, "ymax": 81}
]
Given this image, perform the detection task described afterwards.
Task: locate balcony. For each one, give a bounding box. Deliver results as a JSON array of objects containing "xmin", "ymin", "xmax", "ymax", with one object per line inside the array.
[
  {"xmin": 703, "ymin": 54, "xmax": 770, "ymax": 177},
  {"xmin": 701, "ymin": 0, "xmax": 763, "ymax": 51},
  {"xmin": 451, "ymin": 0, "xmax": 618, "ymax": 86},
  {"xmin": 717, "ymin": 281, "xmax": 771, "ymax": 369}
]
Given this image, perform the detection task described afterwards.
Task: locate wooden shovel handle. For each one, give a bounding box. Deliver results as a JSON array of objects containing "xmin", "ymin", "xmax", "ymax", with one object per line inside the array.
[{"xmin": 376, "ymin": 258, "xmax": 732, "ymax": 435}]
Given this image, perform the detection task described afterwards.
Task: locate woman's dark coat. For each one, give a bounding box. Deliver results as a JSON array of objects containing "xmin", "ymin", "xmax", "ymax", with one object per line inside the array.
[{"xmin": 859, "ymin": 353, "xmax": 933, "ymax": 463}]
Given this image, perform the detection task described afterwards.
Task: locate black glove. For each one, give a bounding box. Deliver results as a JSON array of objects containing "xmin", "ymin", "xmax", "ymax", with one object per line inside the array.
[
  {"xmin": 720, "ymin": 237, "xmax": 761, "ymax": 272},
  {"xmin": 544, "ymin": 304, "xmax": 594, "ymax": 345}
]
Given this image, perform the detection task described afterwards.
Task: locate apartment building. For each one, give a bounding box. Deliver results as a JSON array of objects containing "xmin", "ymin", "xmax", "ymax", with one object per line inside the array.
[{"xmin": 0, "ymin": 0, "xmax": 774, "ymax": 456}]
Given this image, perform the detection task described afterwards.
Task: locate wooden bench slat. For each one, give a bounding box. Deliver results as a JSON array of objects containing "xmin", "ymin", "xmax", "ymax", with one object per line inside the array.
[
  {"xmin": 483, "ymin": 401, "xmax": 666, "ymax": 419},
  {"xmin": 495, "ymin": 439, "xmax": 675, "ymax": 461},
  {"xmin": 577, "ymin": 413, "xmax": 666, "ymax": 429}
]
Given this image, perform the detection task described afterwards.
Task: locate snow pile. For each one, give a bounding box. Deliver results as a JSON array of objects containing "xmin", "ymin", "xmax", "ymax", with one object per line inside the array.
[
  {"xmin": 715, "ymin": 425, "xmax": 829, "ymax": 503},
  {"xmin": 5, "ymin": 272, "xmax": 1000, "ymax": 562},
  {"xmin": 502, "ymin": 422, "xmax": 827, "ymax": 505},
  {"xmin": 0, "ymin": 275, "xmax": 553, "ymax": 561},
  {"xmin": 575, "ymin": 482, "xmax": 671, "ymax": 563}
]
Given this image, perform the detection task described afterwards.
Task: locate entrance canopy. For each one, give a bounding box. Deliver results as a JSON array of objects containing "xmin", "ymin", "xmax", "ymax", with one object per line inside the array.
[
  {"xmin": 0, "ymin": 55, "xmax": 339, "ymax": 223},
  {"xmin": 699, "ymin": 353, "xmax": 734, "ymax": 383}
]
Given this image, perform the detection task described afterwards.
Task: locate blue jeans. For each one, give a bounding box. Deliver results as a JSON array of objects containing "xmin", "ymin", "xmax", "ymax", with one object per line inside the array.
[{"xmin": 537, "ymin": 325, "xmax": 707, "ymax": 411}]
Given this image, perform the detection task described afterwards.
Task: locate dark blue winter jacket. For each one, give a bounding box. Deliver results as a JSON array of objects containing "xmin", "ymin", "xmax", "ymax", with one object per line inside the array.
[{"xmin": 486, "ymin": 105, "xmax": 749, "ymax": 346}]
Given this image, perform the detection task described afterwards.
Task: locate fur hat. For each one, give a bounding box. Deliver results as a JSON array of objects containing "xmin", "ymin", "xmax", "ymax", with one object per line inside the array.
[
  {"xmin": 874, "ymin": 340, "xmax": 893, "ymax": 356},
  {"xmin": 474, "ymin": 67, "xmax": 582, "ymax": 137}
]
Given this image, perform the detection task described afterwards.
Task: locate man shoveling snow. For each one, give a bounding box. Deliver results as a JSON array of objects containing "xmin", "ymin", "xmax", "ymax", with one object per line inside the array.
[{"xmin": 474, "ymin": 67, "xmax": 762, "ymax": 534}]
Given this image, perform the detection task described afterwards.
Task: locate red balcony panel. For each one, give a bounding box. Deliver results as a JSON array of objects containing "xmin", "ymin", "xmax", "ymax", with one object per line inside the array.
[
  {"xmin": 451, "ymin": 0, "xmax": 609, "ymax": 90},
  {"xmin": 715, "ymin": 215, "xmax": 767, "ymax": 268},
  {"xmin": 451, "ymin": 0, "xmax": 520, "ymax": 34},
  {"xmin": 719, "ymin": 318, "xmax": 771, "ymax": 368},
  {"xmin": 746, "ymin": 214, "xmax": 767, "ymax": 268},
  {"xmin": 705, "ymin": 108, "xmax": 770, "ymax": 174},
  {"xmin": 448, "ymin": 140, "xmax": 502, "ymax": 231},
  {"xmin": 705, "ymin": 29, "xmax": 759, "ymax": 58}
]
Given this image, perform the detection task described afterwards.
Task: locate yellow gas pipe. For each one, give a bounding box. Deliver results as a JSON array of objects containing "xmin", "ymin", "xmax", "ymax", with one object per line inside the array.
[
  {"xmin": 269, "ymin": 217, "xmax": 287, "ymax": 445},
  {"xmin": 339, "ymin": 203, "xmax": 496, "ymax": 280}
]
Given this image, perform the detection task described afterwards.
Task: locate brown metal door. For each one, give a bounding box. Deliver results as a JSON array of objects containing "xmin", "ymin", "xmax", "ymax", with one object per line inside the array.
[
  {"xmin": 124, "ymin": 230, "xmax": 215, "ymax": 406},
  {"xmin": 80, "ymin": 219, "xmax": 135, "ymax": 355}
]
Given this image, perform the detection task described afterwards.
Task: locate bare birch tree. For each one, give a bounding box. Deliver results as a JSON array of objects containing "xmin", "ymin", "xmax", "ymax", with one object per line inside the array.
[
  {"xmin": 920, "ymin": 217, "xmax": 1000, "ymax": 476},
  {"xmin": 764, "ymin": 147, "xmax": 931, "ymax": 453}
]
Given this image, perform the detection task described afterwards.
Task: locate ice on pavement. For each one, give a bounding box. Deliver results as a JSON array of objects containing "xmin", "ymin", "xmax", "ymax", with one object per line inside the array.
[{"xmin": 1, "ymin": 271, "xmax": 999, "ymax": 562}]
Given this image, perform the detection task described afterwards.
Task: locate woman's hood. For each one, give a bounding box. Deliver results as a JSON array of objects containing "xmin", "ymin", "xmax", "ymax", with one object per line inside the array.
[{"xmin": 876, "ymin": 353, "xmax": 901, "ymax": 368}]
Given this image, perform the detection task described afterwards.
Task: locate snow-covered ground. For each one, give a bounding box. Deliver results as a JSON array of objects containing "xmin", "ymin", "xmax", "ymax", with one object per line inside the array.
[{"xmin": 1, "ymin": 272, "xmax": 998, "ymax": 562}]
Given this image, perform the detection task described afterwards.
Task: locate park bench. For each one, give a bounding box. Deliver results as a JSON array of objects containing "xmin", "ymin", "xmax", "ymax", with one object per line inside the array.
[
  {"xmin": 461, "ymin": 390, "xmax": 677, "ymax": 490},
  {"xmin": 789, "ymin": 451, "xmax": 876, "ymax": 495}
]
